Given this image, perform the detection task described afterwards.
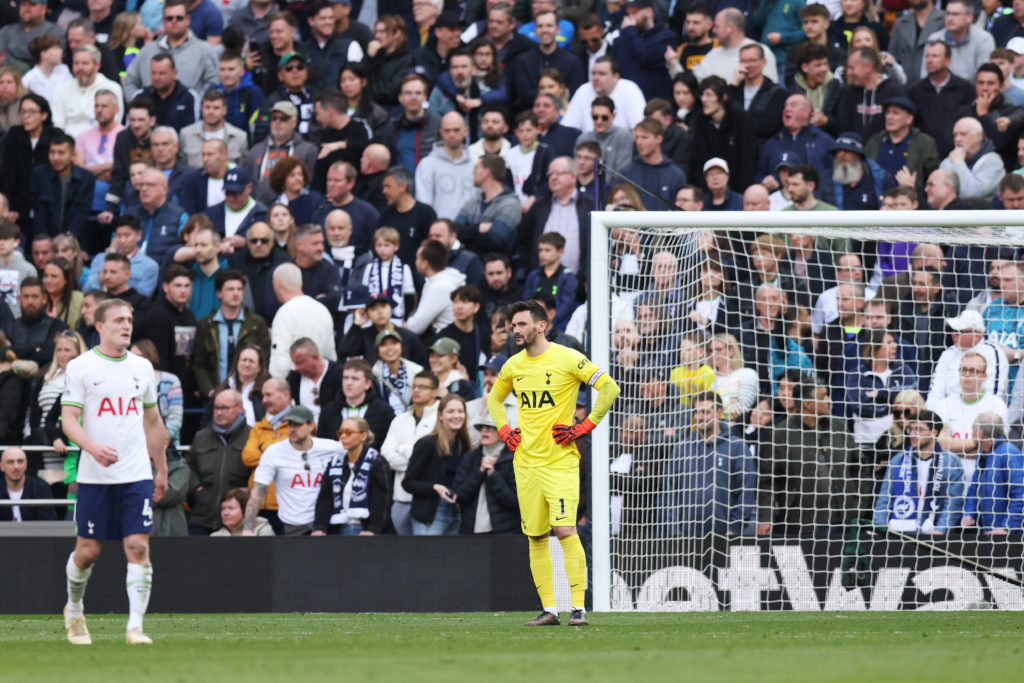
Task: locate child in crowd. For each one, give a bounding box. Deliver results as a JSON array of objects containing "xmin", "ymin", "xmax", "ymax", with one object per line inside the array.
[
  {"xmin": 21, "ymin": 35, "xmax": 70, "ymax": 101},
  {"xmin": 524, "ymin": 232, "xmax": 578, "ymax": 332},
  {"xmin": 670, "ymin": 335, "xmax": 716, "ymax": 406},
  {"xmin": 361, "ymin": 226, "xmax": 415, "ymax": 323},
  {"xmin": 506, "ymin": 111, "xmax": 543, "ymax": 206}
]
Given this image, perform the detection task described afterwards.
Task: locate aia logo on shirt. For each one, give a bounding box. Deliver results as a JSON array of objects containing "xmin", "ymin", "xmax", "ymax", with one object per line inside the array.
[
  {"xmin": 520, "ymin": 390, "xmax": 556, "ymax": 409},
  {"xmin": 97, "ymin": 397, "xmax": 139, "ymax": 416},
  {"xmin": 291, "ymin": 472, "xmax": 323, "ymax": 488}
]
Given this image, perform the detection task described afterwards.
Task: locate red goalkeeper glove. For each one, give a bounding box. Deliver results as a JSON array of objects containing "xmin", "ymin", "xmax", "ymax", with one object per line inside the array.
[
  {"xmin": 552, "ymin": 418, "xmax": 596, "ymax": 446},
  {"xmin": 498, "ymin": 425, "xmax": 521, "ymax": 451}
]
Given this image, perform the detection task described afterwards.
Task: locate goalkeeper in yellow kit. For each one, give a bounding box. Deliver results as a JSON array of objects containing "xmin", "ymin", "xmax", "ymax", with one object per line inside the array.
[{"xmin": 488, "ymin": 300, "xmax": 620, "ymax": 627}]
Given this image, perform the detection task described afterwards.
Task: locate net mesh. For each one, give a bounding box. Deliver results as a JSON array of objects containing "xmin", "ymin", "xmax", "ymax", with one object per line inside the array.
[{"xmin": 598, "ymin": 223, "xmax": 1024, "ymax": 611}]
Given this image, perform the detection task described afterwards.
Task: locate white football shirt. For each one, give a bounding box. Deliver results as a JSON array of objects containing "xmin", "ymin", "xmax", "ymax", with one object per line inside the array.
[
  {"xmin": 62, "ymin": 348, "xmax": 158, "ymax": 485},
  {"xmin": 253, "ymin": 436, "xmax": 344, "ymax": 525}
]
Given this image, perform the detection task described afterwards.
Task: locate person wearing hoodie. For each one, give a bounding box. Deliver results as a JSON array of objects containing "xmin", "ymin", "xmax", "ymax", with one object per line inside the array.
[
  {"xmin": 390, "ymin": 73, "xmax": 440, "ymax": 174},
  {"xmin": 789, "ymin": 42, "xmax": 842, "ymax": 116},
  {"xmin": 134, "ymin": 264, "xmax": 198, "ymax": 406},
  {"xmin": 619, "ymin": 117, "xmax": 687, "ymax": 205},
  {"xmin": 823, "ymin": 47, "xmax": 905, "ymax": 140},
  {"xmin": 454, "ymin": 153, "xmax": 521, "ymax": 256},
  {"xmin": 690, "ymin": 77, "xmax": 757, "ymax": 193},
  {"xmin": 406, "ymin": 239, "xmax": 467, "ymax": 337},
  {"xmin": 415, "ymin": 112, "xmax": 476, "ymax": 221},
  {"xmin": 939, "ymin": 116, "xmax": 1006, "ymax": 200}
]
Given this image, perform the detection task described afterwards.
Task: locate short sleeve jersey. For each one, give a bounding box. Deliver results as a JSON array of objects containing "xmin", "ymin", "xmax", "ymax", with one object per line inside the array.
[
  {"xmin": 62, "ymin": 348, "xmax": 158, "ymax": 485},
  {"xmin": 253, "ymin": 436, "xmax": 345, "ymax": 525},
  {"xmin": 493, "ymin": 343, "xmax": 604, "ymax": 470}
]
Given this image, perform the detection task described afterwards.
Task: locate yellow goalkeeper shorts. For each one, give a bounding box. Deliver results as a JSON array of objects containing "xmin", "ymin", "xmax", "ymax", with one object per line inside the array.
[{"xmin": 515, "ymin": 465, "xmax": 579, "ymax": 536}]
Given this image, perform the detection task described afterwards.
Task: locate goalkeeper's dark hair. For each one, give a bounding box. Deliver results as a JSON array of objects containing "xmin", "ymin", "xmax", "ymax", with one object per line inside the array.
[{"xmin": 509, "ymin": 299, "xmax": 548, "ymax": 323}]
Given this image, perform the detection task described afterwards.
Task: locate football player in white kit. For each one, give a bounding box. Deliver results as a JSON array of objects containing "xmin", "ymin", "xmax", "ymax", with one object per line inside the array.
[{"xmin": 60, "ymin": 298, "xmax": 169, "ymax": 645}]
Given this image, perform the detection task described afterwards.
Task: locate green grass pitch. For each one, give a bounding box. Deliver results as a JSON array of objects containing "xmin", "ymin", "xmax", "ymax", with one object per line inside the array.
[{"xmin": 2, "ymin": 612, "xmax": 1023, "ymax": 682}]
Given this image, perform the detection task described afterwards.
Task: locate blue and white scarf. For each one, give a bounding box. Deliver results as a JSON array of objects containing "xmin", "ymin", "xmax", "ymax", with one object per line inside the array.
[
  {"xmin": 889, "ymin": 450, "xmax": 946, "ymax": 530},
  {"xmin": 366, "ymin": 255, "xmax": 406, "ymax": 316},
  {"xmin": 328, "ymin": 447, "xmax": 380, "ymax": 525}
]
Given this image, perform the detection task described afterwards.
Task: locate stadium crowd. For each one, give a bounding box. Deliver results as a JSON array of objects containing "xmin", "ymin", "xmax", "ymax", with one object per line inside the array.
[{"xmin": 1, "ymin": 0, "xmax": 1024, "ymax": 538}]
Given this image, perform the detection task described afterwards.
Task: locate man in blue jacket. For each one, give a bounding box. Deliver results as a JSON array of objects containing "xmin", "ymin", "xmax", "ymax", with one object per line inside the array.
[
  {"xmin": 612, "ymin": 0, "xmax": 674, "ymax": 101},
  {"xmin": 657, "ymin": 391, "xmax": 756, "ymax": 537},
  {"xmin": 29, "ymin": 132, "xmax": 96, "ymax": 241},
  {"xmin": 124, "ymin": 167, "xmax": 189, "ymax": 265},
  {"xmin": 964, "ymin": 411, "xmax": 1024, "ymax": 534},
  {"xmin": 619, "ymin": 118, "xmax": 687, "ymax": 207}
]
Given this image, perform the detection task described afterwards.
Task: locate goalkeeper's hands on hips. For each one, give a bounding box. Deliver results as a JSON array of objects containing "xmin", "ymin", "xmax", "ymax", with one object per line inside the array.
[
  {"xmin": 499, "ymin": 424, "xmax": 521, "ymax": 451},
  {"xmin": 552, "ymin": 419, "xmax": 596, "ymax": 446}
]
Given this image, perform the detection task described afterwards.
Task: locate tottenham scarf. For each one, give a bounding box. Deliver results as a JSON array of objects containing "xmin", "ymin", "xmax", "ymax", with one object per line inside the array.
[
  {"xmin": 367, "ymin": 256, "xmax": 406, "ymax": 314},
  {"xmin": 889, "ymin": 450, "xmax": 946, "ymax": 531},
  {"xmin": 328, "ymin": 447, "xmax": 380, "ymax": 525},
  {"xmin": 378, "ymin": 359, "xmax": 410, "ymax": 414}
]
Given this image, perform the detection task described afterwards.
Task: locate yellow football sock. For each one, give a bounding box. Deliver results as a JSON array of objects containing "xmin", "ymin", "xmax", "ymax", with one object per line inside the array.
[
  {"xmin": 528, "ymin": 537, "xmax": 555, "ymax": 609},
  {"xmin": 559, "ymin": 534, "xmax": 587, "ymax": 609}
]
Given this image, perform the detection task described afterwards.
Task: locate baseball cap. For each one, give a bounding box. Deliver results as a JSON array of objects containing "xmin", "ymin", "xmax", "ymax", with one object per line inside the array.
[
  {"xmin": 484, "ymin": 353, "xmax": 508, "ymax": 373},
  {"xmin": 831, "ymin": 133, "xmax": 865, "ymax": 156},
  {"xmin": 340, "ymin": 284, "xmax": 370, "ymax": 311},
  {"xmin": 374, "ymin": 328, "xmax": 402, "ymax": 347},
  {"xmin": 1008, "ymin": 37, "xmax": 1024, "ymax": 55},
  {"xmin": 270, "ymin": 100, "xmax": 298, "ymax": 119},
  {"xmin": 883, "ymin": 97, "xmax": 916, "ymax": 116},
  {"xmin": 435, "ymin": 10, "xmax": 463, "ymax": 29},
  {"xmin": 703, "ymin": 157, "xmax": 730, "ymax": 175},
  {"xmin": 278, "ymin": 51, "xmax": 307, "ymax": 69},
  {"xmin": 367, "ymin": 294, "xmax": 392, "ymax": 309},
  {"xmin": 223, "ymin": 167, "xmax": 252, "ymax": 193},
  {"xmin": 284, "ymin": 405, "xmax": 315, "ymax": 424},
  {"xmin": 429, "ymin": 337, "xmax": 461, "ymax": 356},
  {"xmin": 946, "ymin": 310, "xmax": 985, "ymax": 332}
]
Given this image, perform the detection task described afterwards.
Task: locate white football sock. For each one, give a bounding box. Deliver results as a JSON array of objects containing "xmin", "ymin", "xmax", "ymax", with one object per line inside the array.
[
  {"xmin": 125, "ymin": 563, "xmax": 152, "ymax": 631},
  {"xmin": 66, "ymin": 553, "xmax": 92, "ymax": 618}
]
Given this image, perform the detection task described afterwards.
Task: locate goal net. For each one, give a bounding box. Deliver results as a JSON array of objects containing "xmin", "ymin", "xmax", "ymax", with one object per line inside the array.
[{"xmin": 588, "ymin": 211, "xmax": 1024, "ymax": 612}]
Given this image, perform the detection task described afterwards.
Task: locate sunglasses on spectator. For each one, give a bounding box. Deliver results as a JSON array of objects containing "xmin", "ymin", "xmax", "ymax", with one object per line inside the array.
[
  {"xmin": 893, "ymin": 409, "xmax": 917, "ymax": 419},
  {"xmin": 283, "ymin": 64, "xmax": 306, "ymax": 72},
  {"xmin": 338, "ymin": 429, "xmax": 359, "ymax": 437},
  {"xmin": 248, "ymin": 237, "xmax": 270, "ymax": 245},
  {"xmin": 270, "ymin": 114, "xmax": 290, "ymax": 122},
  {"xmin": 591, "ymin": 114, "xmax": 610, "ymax": 122},
  {"xmin": 164, "ymin": 14, "xmax": 187, "ymax": 22}
]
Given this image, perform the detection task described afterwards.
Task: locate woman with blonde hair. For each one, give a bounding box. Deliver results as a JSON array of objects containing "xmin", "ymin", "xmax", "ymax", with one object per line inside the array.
[
  {"xmin": 606, "ymin": 183, "xmax": 646, "ymax": 211},
  {"xmin": 313, "ymin": 417, "xmax": 391, "ymax": 536},
  {"xmin": 403, "ymin": 393, "xmax": 471, "ymax": 535},
  {"xmin": 710, "ymin": 333, "xmax": 759, "ymax": 423},
  {"xmin": 367, "ymin": 15, "xmax": 413, "ymax": 109},
  {"xmin": 30, "ymin": 330, "xmax": 87, "ymax": 476},
  {"xmin": 53, "ymin": 233, "xmax": 88, "ymax": 290},
  {"xmin": 0, "ymin": 66, "xmax": 27, "ymax": 130},
  {"xmin": 108, "ymin": 11, "xmax": 151, "ymax": 80}
]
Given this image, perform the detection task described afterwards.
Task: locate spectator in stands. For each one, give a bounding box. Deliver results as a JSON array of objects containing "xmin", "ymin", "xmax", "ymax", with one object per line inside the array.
[
  {"xmin": 935, "ymin": 352, "xmax": 1010, "ymax": 483},
  {"xmin": 212, "ymin": 487, "xmax": 275, "ymax": 536},
  {"xmin": 415, "ymin": 112, "xmax": 475, "ymax": 222},
  {"xmin": 864, "ymin": 98, "xmax": 940, "ymax": 196},
  {"xmin": 51, "ymin": 45, "xmax": 123, "ymax": 139},
  {"xmin": 292, "ymin": 223, "xmax": 341, "ymax": 312},
  {"xmin": 694, "ymin": 8, "xmax": 778, "ymax": 84},
  {"xmin": 179, "ymin": 90, "xmax": 248, "ymax": 168},
  {"xmin": 312, "ymin": 415, "xmax": 391, "ymax": 535},
  {"xmin": 563, "ymin": 55, "xmax": 645, "ymax": 135},
  {"xmin": 1, "ymin": 93, "xmax": 61, "ymax": 233},
  {"xmin": 242, "ymin": 101, "xmax": 317, "ymax": 206},
  {"xmin": 530, "ymin": 95, "xmax": 577, "ymax": 162},
  {"xmin": 95, "ymin": 252, "xmax": 148, "ymax": 314},
  {"xmin": 830, "ymin": 133, "xmax": 896, "ymax": 210},
  {"xmin": 658, "ymin": 391, "xmax": 754, "ymax": 536},
  {"xmin": 928, "ymin": 309, "xmax": 1010, "ymax": 411},
  {"xmin": 923, "ymin": 0, "xmax": 994, "ymax": 81},
  {"xmin": 240, "ymin": 377, "xmax": 293, "ymax": 532},
  {"xmin": 379, "ymin": 166, "xmax": 438, "ymax": 266},
  {"xmin": 226, "ymin": 222, "xmax": 289, "ymax": 320},
  {"xmin": 403, "ymin": 392, "xmax": 470, "ymax": 536},
  {"xmin": 28, "ymin": 329, "xmax": 85, "ymax": 457},
  {"xmin": 691, "ymin": 77, "xmax": 756, "ymax": 192},
  {"xmin": 939, "ymin": 116, "xmax": 1006, "ymax": 199},
  {"xmin": 451, "ymin": 413, "xmax": 518, "ymax": 534},
  {"xmin": 313, "ymin": 162, "xmax": 379, "ymax": 257},
  {"xmin": 890, "ymin": 0, "xmax": 946, "ymax": 82},
  {"xmin": 729, "ymin": 44, "xmax": 787, "ymax": 144},
  {"xmin": 7, "ymin": 277, "xmax": 65, "ymax": 367},
  {"xmin": 30, "ymin": 236, "xmax": 51, "ymax": 275},
  {"xmin": 391, "ymin": 74, "xmax": 440, "ymax": 173},
  {"xmin": 42, "ymin": 259, "xmax": 82, "ymax": 331},
  {"xmin": 356, "ymin": 227, "xmax": 415, "ymax": 321},
  {"xmin": 574, "ymin": 98, "xmax": 635, "ymax": 175},
  {"xmin": 511, "ymin": 10, "xmax": 584, "ymax": 112},
  {"xmin": 0, "ymin": 446, "xmax": 56, "ymax": 521},
  {"xmin": 897, "ymin": 266, "xmax": 957, "ymax": 389},
  {"xmin": 909, "ymin": 42, "xmax": 975, "ymax": 157},
  {"xmin": 267, "ymin": 157, "xmax": 323, "ymax": 227},
  {"xmin": 0, "ymin": 0, "xmax": 61, "ymax": 70},
  {"xmin": 524, "ymin": 233, "xmax": 577, "ymax": 332},
  {"xmin": 426, "ymin": 337, "xmax": 477, "ymax": 401},
  {"xmin": 86, "ymin": 217, "xmax": 159, "ymax": 299},
  {"xmin": 186, "ymin": 388, "xmax": 252, "ymax": 535},
  {"xmin": 709, "ymin": 333, "xmax": 758, "ymax": 425},
  {"xmin": 308, "ymin": 89, "xmax": 370, "ymax": 194},
  {"xmin": 757, "ymin": 95, "xmax": 835, "ymax": 197},
  {"xmin": 29, "ymin": 131, "xmax": 95, "ymax": 241},
  {"xmin": 784, "ymin": 164, "xmax": 836, "ymax": 214},
  {"xmin": 874, "ymin": 408, "xmax": 965, "ymax": 534},
  {"xmin": 124, "ymin": 168, "xmax": 189, "ymax": 265},
  {"xmin": 380, "ymin": 370, "xmax": 438, "ymax": 534},
  {"xmin": 131, "ymin": 339, "xmax": 184, "ymax": 447},
  {"xmin": 318, "ymin": 358, "xmax": 395, "ymax": 449},
  {"xmin": 436, "ymin": 284, "xmax": 487, "ymax": 381},
  {"xmin": 826, "ymin": 48, "xmax": 905, "ymax": 141},
  {"xmin": 469, "ymin": 105, "xmax": 511, "ymax": 161},
  {"xmin": 761, "ymin": 379, "xmax": 859, "ymax": 536},
  {"xmin": 215, "ymin": 344, "xmax": 270, "ymax": 427},
  {"xmin": 193, "ymin": 269, "xmax": 271, "ymax": 400},
  {"xmin": 206, "ymin": 168, "xmax": 268, "ymax": 246},
  {"xmin": 366, "ymin": 326, "xmax": 425, "ymax": 414},
  {"xmin": 619, "ymin": 118, "xmax": 687, "ymax": 203},
  {"xmin": 139, "ymin": 53, "xmax": 196, "ymax": 131},
  {"xmin": 405, "ymin": 240, "xmax": 464, "ymax": 338},
  {"xmin": 479, "ymin": 254, "xmax": 522, "ymax": 327},
  {"xmin": 428, "ymin": 219, "xmax": 484, "ymax": 289},
  {"xmin": 303, "ymin": 0, "xmax": 363, "ymax": 92},
  {"xmin": 741, "ymin": 283, "xmax": 787, "ymax": 397},
  {"xmin": 213, "ymin": 52, "xmax": 263, "ymax": 140},
  {"xmin": 701, "ymin": 158, "xmax": 743, "ymax": 211},
  {"xmin": 286, "ymin": 337, "xmax": 343, "ymax": 427},
  {"xmin": 789, "ymin": 42, "xmax": 841, "ymax": 120},
  {"xmin": 964, "ymin": 411, "xmax": 1024, "ymax": 534},
  {"xmin": 269, "ymin": 262, "xmax": 336, "ymax": 378},
  {"xmin": 365, "ymin": 15, "xmax": 413, "ymax": 110}
]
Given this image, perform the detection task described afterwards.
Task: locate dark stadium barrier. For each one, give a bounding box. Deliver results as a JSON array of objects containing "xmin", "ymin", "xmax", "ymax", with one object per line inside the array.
[
  {"xmin": 610, "ymin": 535, "xmax": 1024, "ymax": 611},
  {"xmin": 0, "ymin": 536, "xmax": 537, "ymax": 614}
]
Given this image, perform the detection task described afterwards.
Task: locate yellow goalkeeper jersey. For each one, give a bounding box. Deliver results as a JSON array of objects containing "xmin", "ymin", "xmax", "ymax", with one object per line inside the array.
[{"xmin": 490, "ymin": 343, "xmax": 605, "ymax": 470}]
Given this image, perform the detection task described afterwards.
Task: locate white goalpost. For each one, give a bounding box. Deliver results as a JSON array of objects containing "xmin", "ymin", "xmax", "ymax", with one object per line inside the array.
[{"xmin": 589, "ymin": 210, "xmax": 1024, "ymax": 612}]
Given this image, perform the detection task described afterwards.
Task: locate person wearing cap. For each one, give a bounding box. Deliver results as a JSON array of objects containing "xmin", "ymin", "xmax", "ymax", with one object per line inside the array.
[
  {"xmin": 864, "ymin": 97, "xmax": 939, "ymax": 196},
  {"xmin": 889, "ymin": 0, "xmax": 946, "ymax": 82},
  {"xmin": 412, "ymin": 10, "xmax": 464, "ymax": 85},
  {"xmin": 511, "ymin": 10, "xmax": 585, "ymax": 112},
  {"xmin": 123, "ymin": 0, "xmax": 219, "ymax": 100},
  {"xmin": 465, "ymin": 352, "xmax": 518, "ymax": 449},
  {"xmin": 369, "ymin": 326, "xmax": 426, "ymax": 414},
  {"xmin": 257, "ymin": 50, "xmax": 316, "ymax": 140},
  {"xmin": 756, "ymin": 94, "xmax": 836, "ymax": 201},
  {"xmin": 380, "ymin": 369, "xmax": 439, "ymax": 534},
  {"xmin": 269, "ymin": 262, "xmax": 336, "ymax": 377},
  {"xmin": 1005, "ymin": 36, "xmax": 1024, "ymax": 89},
  {"xmin": 241, "ymin": 99, "xmax": 318, "ymax": 206},
  {"xmin": 938, "ymin": 114, "xmax": 1006, "ymax": 200},
  {"xmin": 302, "ymin": 0, "xmax": 364, "ymax": 92},
  {"xmin": 451, "ymin": 412, "xmax": 519, "ymax": 534},
  {"xmin": 610, "ymin": 0, "xmax": 674, "ymax": 101},
  {"xmin": 701, "ymin": 158, "xmax": 743, "ymax": 211},
  {"xmin": 243, "ymin": 404, "xmax": 346, "ymax": 535},
  {"xmin": 205, "ymin": 167, "xmax": 269, "ymax": 246},
  {"xmin": 830, "ymin": 132, "xmax": 896, "ymax": 210},
  {"xmin": 428, "ymin": 336, "xmax": 478, "ymax": 401},
  {"xmin": 179, "ymin": 90, "xmax": 249, "ymax": 168},
  {"xmin": 928, "ymin": 309, "xmax": 1010, "ymax": 411}
]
